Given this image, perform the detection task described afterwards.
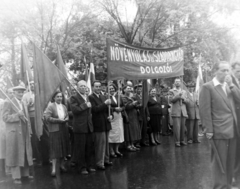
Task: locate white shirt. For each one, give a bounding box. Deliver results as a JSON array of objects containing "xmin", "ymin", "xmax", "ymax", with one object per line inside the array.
[
  {"xmin": 94, "ymin": 93, "xmax": 100, "ymax": 98},
  {"xmin": 212, "ymin": 77, "xmax": 227, "ymax": 95},
  {"xmin": 55, "ymin": 103, "xmax": 65, "ymax": 120},
  {"xmin": 80, "ymin": 93, "xmax": 87, "ymax": 102}
]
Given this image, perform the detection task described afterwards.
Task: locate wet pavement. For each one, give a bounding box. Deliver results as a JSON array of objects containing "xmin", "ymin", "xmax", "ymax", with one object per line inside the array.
[{"xmin": 1, "ymin": 136, "xmax": 240, "ymax": 189}]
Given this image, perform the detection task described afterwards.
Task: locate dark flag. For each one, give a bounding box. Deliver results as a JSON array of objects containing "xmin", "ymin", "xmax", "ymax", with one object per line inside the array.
[{"xmin": 32, "ymin": 43, "xmax": 68, "ymax": 138}]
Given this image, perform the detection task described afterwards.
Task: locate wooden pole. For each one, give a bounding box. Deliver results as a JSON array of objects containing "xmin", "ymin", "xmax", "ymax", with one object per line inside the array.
[{"xmin": 108, "ymin": 81, "xmax": 111, "ymax": 116}]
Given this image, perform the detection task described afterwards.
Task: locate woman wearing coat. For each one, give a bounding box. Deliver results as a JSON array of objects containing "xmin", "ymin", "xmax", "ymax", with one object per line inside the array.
[
  {"xmin": 2, "ymin": 85, "xmax": 33, "ymax": 184},
  {"xmin": 148, "ymin": 88, "xmax": 162, "ymax": 145},
  {"xmin": 122, "ymin": 85, "xmax": 141, "ymax": 152},
  {"xmin": 108, "ymin": 84, "xmax": 124, "ymax": 157},
  {"xmin": 44, "ymin": 90, "xmax": 69, "ymax": 177}
]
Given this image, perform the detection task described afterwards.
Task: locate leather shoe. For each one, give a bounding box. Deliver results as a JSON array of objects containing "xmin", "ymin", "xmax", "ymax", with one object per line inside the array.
[
  {"xmin": 187, "ymin": 140, "xmax": 193, "ymax": 144},
  {"xmin": 60, "ymin": 166, "xmax": 67, "ymax": 173},
  {"xmin": 126, "ymin": 147, "xmax": 136, "ymax": 152},
  {"xmin": 51, "ymin": 170, "xmax": 56, "ymax": 177},
  {"xmin": 193, "ymin": 140, "xmax": 201, "ymax": 143},
  {"xmin": 104, "ymin": 162, "xmax": 113, "ymax": 166},
  {"xmin": 180, "ymin": 142, "xmax": 187, "ymax": 146},
  {"xmin": 87, "ymin": 168, "xmax": 96, "ymax": 172},
  {"xmin": 80, "ymin": 168, "xmax": 89, "ymax": 175},
  {"xmin": 155, "ymin": 140, "xmax": 161, "ymax": 145},
  {"xmin": 96, "ymin": 165, "xmax": 105, "ymax": 170},
  {"xmin": 110, "ymin": 154, "xmax": 117, "ymax": 158},
  {"xmin": 175, "ymin": 143, "xmax": 181, "ymax": 147},
  {"xmin": 14, "ymin": 179, "xmax": 22, "ymax": 185},
  {"xmin": 115, "ymin": 152, "xmax": 123, "ymax": 157},
  {"xmin": 135, "ymin": 144, "xmax": 141, "ymax": 148},
  {"xmin": 140, "ymin": 142, "xmax": 149, "ymax": 147}
]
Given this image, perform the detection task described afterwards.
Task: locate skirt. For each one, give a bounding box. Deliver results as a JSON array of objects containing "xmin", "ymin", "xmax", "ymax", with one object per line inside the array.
[
  {"xmin": 49, "ymin": 124, "xmax": 69, "ymax": 159},
  {"xmin": 109, "ymin": 112, "xmax": 124, "ymax": 143},
  {"xmin": 149, "ymin": 114, "xmax": 162, "ymax": 132}
]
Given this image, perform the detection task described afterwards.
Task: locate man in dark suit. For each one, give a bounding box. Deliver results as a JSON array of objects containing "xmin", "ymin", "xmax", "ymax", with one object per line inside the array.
[
  {"xmin": 199, "ymin": 61, "xmax": 240, "ymax": 189},
  {"xmin": 160, "ymin": 88, "xmax": 171, "ymax": 136},
  {"xmin": 133, "ymin": 84, "xmax": 150, "ymax": 147},
  {"xmin": 89, "ymin": 81, "xmax": 112, "ymax": 170},
  {"xmin": 70, "ymin": 80, "xmax": 95, "ymax": 175},
  {"xmin": 186, "ymin": 84, "xmax": 200, "ymax": 144}
]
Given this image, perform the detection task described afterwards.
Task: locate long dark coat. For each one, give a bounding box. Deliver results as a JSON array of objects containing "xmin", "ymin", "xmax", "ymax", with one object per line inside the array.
[{"xmin": 2, "ymin": 98, "xmax": 33, "ymax": 167}]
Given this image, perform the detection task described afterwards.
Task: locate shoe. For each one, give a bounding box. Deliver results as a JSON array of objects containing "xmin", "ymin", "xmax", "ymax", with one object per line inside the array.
[
  {"xmin": 180, "ymin": 142, "xmax": 187, "ymax": 146},
  {"xmin": 175, "ymin": 143, "xmax": 181, "ymax": 147},
  {"xmin": 198, "ymin": 133, "xmax": 204, "ymax": 137},
  {"xmin": 51, "ymin": 170, "xmax": 56, "ymax": 177},
  {"xmin": 187, "ymin": 140, "xmax": 193, "ymax": 144},
  {"xmin": 135, "ymin": 144, "xmax": 141, "ymax": 148},
  {"xmin": 193, "ymin": 140, "xmax": 201, "ymax": 143},
  {"xmin": 27, "ymin": 175, "xmax": 34, "ymax": 180},
  {"xmin": 60, "ymin": 166, "xmax": 67, "ymax": 173},
  {"xmin": 87, "ymin": 168, "xmax": 96, "ymax": 172},
  {"xmin": 110, "ymin": 154, "xmax": 117, "ymax": 158},
  {"xmin": 115, "ymin": 152, "xmax": 123, "ymax": 157},
  {"xmin": 80, "ymin": 168, "xmax": 89, "ymax": 175},
  {"xmin": 14, "ymin": 179, "xmax": 22, "ymax": 185},
  {"xmin": 104, "ymin": 162, "xmax": 113, "ymax": 166},
  {"xmin": 140, "ymin": 142, "xmax": 149, "ymax": 147},
  {"xmin": 132, "ymin": 146, "xmax": 140, "ymax": 151},
  {"xmin": 96, "ymin": 165, "xmax": 105, "ymax": 170},
  {"xmin": 126, "ymin": 147, "xmax": 136, "ymax": 152}
]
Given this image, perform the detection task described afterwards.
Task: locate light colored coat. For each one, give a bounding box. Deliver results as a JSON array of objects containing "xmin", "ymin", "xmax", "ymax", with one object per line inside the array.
[
  {"xmin": 186, "ymin": 92, "xmax": 200, "ymax": 120},
  {"xmin": 199, "ymin": 81, "xmax": 239, "ymax": 139},
  {"xmin": 169, "ymin": 88, "xmax": 188, "ymax": 118},
  {"xmin": 2, "ymin": 98, "xmax": 33, "ymax": 167}
]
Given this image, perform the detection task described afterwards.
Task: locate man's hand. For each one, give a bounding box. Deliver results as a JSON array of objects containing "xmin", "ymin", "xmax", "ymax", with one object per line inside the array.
[
  {"xmin": 147, "ymin": 117, "xmax": 150, "ymax": 121},
  {"xmin": 115, "ymin": 107, "xmax": 122, "ymax": 112},
  {"xmin": 18, "ymin": 110, "xmax": 25, "ymax": 119},
  {"xmin": 105, "ymin": 99, "xmax": 111, "ymax": 105},
  {"xmin": 225, "ymin": 75, "xmax": 233, "ymax": 86},
  {"xmin": 206, "ymin": 133, "xmax": 213, "ymax": 139},
  {"xmin": 86, "ymin": 102, "xmax": 91, "ymax": 108},
  {"xmin": 107, "ymin": 115, "xmax": 113, "ymax": 121},
  {"xmin": 132, "ymin": 101, "xmax": 138, "ymax": 105}
]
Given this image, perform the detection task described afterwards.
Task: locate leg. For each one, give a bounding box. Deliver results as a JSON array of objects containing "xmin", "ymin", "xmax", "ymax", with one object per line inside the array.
[
  {"xmin": 104, "ymin": 132, "xmax": 110, "ymax": 163},
  {"xmin": 109, "ymin": 143, "xmax": 115, "ymax": 155},
  {"xmin": 11, "ymin": 166, "xmax": 21, "ymax": 179},
  {"xmin": 20, "ymin": 165, "xmax": 30, "ymax": 177},
  {"xmin": 85, "ymin": 133, "xmax": 94, "ymax": 169},
  {"xmin": 172, "ymin": 117, "xmax": 181, "ymax": 144},
  {"xmin": 52, "ymin": 159, "xmax": 57, "ymax": 174},
  {"xmin": 226, "ymin": 138, "xmax": 236, "ymax": 187},
  {"xmin": 193, "ymin": 119, "xmax": 200, "ymax": 142},
  {"xmin": 0, "ymin": 159, "xmax": 5, "ymax": 177},
  {"xmin": 186, "ymin": 119, "xmax": 194, "ymax": 142},
  {"xmin": 94, "ymin": 132, "xmax": 105, "ymax": 167},
  {"xmin": 180, "ymin": 116, "xmax": 186, "ymax": 143},
  {"xmin": 74, "ymin": 133, "xmax": 87, "ymax": 169}
]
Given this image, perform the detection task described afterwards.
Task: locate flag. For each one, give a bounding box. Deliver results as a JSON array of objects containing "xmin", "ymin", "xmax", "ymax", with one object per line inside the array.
[
  {"xmin": 195, "ymin": 63, "xmax": 204, "ymax": 96},
  {"xmin": 56, "ymin": 46, "xmax": 70, "ymax": 98},
  {"xmin": 86, "ymin": 63, "xmax": 95, "ymax": 94},
  {"xmin": 20, "ymin": 44, "xmax": 33, "ymax": 85},
  {"xmin": 142, "ymin": 79, "xmax": 151, "ymax": 109},
  {"xmin": 32, "ymin": 43, "xmax": 68, "ymax": 138}
]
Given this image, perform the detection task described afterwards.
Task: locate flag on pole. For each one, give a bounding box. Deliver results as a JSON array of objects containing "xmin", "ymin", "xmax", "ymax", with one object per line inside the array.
[
  {"xmin": 195, "ymin": 63, "xmax": 204, "ymax": 96},
  {"xmin": 86, "ymin": 63, "xmax": 95, "ymax": 94},
  {"xmin": 56, "ymin": 46, "xmax": 69, "ymax": 98},
  {"xmin": 20, "ymin": 44, "xmax": 33, "ymax": 85},
  {"xmin": 142, "ymin": 79, "xmax": 151, "ymax": 109},
  {"xmin": 32, "ymin": 43, "xmax": 68, "ymax": 138}
]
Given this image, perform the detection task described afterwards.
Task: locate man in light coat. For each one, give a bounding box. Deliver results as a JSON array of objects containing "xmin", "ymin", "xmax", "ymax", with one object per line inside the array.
[{"xmin": 2, "ymin": 85, "xmax": 33, "ymax": 184}]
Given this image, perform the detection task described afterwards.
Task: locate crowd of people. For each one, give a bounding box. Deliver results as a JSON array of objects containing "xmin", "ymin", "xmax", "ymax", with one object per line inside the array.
[{"xmin": 0, "ymin": 75, "xmax": 205, "ymax": 184}]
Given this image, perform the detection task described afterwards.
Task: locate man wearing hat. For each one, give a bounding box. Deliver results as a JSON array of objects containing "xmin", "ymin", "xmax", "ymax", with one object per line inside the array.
[
  {"xmin": 22, "ymin": 81, "xmax": 42, "ymax": 166},
  {"xmin": 2, "ymin": 85, "xmax": 33, "ymax": 184},
  {"xmin": 186, "ymin": 83, "xmax": 200, "ymax": 144},
  {"xmin": 70, "ymin": 80, "xmax": 95, "ymax": 175}
]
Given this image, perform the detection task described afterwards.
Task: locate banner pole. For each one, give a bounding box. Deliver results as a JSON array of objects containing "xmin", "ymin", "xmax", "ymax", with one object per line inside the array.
[{"xmin": 108, "ymin": 81, "xmax": 111, "ymax": 116}]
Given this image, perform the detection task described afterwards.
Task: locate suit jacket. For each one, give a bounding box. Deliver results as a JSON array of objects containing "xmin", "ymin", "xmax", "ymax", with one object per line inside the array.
[
  {"xmin": 199, "ymin": 81, "xmax": 239, "ymax": 139},
  {"xmin": 186, "ymin": 92, "xmax": 200, "ymax": 120},
  {"xmin": 66, "ymin": 98, "xmax": 73, "ymax": 126},
  {"xmin": 159, "ymin": 96, "xmax": 170, "ymax": 115},
  {"xmin": 89, "ymin": 93, "xmax": 111, "ymax": 132},
  {"xmin": 148, "ymin": 96, "xmax": 162, "ymax": 115},
  {"xmin": 169, "ymin": 88, "xmax": 188, "ymax": 118},
  {"xmin": 70, "ymin": 93, "xmax": 93, "ymax": 133},
  {"xmin": 2, "ymin": 98, "xmax": 33, "ymax": 167},
  {"xmin": 44, "ymin": 102, "xmax": 68, "ymax": 133}
]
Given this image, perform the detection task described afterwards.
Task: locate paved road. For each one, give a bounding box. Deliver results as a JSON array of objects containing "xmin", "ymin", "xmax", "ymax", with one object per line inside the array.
[{"xmin": 0, "ymin": 136, "xmax": 240, "ymax": 189}]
